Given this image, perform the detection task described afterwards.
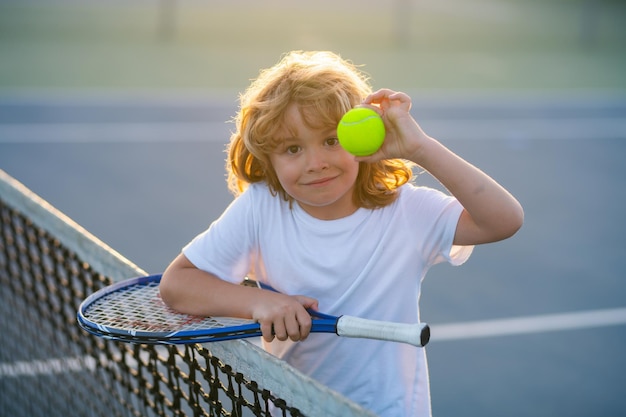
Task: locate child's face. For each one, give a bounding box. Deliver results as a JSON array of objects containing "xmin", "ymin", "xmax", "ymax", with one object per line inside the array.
[{"xmin": 269, "ymin": 104, "xmax": 360, "ymax": 220}]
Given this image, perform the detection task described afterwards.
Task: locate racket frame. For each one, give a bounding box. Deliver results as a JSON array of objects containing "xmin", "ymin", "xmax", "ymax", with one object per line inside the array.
[{"xmin": 77, "ymin": 274, "xmax": 428, "ymax": 347}]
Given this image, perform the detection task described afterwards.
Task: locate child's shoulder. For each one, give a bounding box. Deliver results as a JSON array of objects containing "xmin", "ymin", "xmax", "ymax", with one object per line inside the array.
[
  {"xmin": 397, "ymin": 182, "xmax": 437, "ymax": 198},
  {"xmin": 239, "ymin": 182, "xmax": 289, "ymax": 209},
  {"xmin": 240, "ymin": 182, "xmax": 271, "ymax": 198},
  {"xmin": 396, "ymin": 182, "xmax": 456, "ymax": 207}
]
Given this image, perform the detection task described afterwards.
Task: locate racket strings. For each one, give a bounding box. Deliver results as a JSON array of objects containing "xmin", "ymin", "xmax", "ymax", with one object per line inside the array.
[{"xmin": 83, "ymin": 282, "xmax": 255, "ymax": 333}]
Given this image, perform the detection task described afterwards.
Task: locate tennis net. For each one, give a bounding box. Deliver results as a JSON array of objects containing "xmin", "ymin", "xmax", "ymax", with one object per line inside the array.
[{"xmin": 0, "ymin": 169, "xmax": 374, "ymax": 417}]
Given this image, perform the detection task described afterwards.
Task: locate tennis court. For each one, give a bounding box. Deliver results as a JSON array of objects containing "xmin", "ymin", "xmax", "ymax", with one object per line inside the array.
[
  {"xmin": 2, "ymin": 91, "xmax": 625, "ymax": 416},
  {"xmin": 1, "ymin": 1, "xmax": 626, "ymax": 415}
]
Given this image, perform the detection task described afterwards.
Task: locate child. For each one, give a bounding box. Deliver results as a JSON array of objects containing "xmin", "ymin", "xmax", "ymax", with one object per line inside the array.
[{"xmin": 160, "ymin": 51, "xmax": 523, "ymax": 416}]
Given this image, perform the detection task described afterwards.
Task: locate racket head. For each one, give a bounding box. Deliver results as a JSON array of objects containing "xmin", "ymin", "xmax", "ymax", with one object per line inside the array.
[{"xmin": 77, "ymin": 274, "xmax": 261, "ymax": 344}]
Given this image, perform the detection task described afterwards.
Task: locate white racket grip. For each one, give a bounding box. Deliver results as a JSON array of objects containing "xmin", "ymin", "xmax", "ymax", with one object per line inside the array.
[{"xmin": 336, "ymin": 316, "xmax": 430, "ymax": 347}]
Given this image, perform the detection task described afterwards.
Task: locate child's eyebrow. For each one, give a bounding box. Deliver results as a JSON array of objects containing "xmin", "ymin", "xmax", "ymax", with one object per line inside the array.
[
  {"xmin": 280, "ymin": 136, "xmax": 300, "ymax": 144},
  {"xmin": 275, "ymin": 124, "xmax": 299, "ymax": 142}
]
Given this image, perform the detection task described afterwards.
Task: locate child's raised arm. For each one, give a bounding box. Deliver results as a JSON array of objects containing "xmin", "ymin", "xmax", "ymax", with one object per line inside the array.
[
  {"xmin": 360, "ymin": 89, "xmax": 524, "ymax": 246},
  {"xmin": 160, "ymin": 253, "xmax": 318, "ymax": 342}
]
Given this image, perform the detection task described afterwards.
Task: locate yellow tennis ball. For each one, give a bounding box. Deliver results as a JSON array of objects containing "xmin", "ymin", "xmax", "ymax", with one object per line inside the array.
[{"xmin": 337, "ymin": 108, "xmax": 385, "ymax": 156}]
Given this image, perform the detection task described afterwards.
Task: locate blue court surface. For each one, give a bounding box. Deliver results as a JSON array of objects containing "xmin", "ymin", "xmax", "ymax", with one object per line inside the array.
[{"xmin": 1, "ymin": 92, "xmax": 625, "ymax": 416}]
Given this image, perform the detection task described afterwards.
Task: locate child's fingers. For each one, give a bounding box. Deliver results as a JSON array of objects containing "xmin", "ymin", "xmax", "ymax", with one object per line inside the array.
[
  {"xmin": 259, "ymin": 320, "xmax": 275, "ymax": 342},
  {"xmin": 296, "ymin": 308, "xmax": 313, "ymax": 341},
  {"xmin": 272, "ymin": 319, "xmax": 289, "ymax": 341},
  {"xmin": 364, "ymin": 88, "xmax": 394, "ymax": 104},
  {"xmin": 256, "ymin": 295, "xmax": 318, "ymax": 342},
  {"xmin": 295, "ymin": 295, "xmax": 319, "ymax": 312},
  {"xmin": 364, "ymin": 89, "xmax": 411, "ymax": 113},
  {"xmin": 284, "ymin": 314, "xmax": 303, "ymax": 341}
]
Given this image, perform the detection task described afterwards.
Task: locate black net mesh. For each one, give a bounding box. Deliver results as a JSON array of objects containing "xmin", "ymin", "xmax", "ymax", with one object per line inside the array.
[{"xmin": 0, "ymin": 197, "xmax": 303, "ymax": 417}]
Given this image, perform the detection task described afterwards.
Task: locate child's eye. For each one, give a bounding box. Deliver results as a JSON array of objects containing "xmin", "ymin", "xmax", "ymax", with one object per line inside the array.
[
  {"xmin": 326, "ymin": 137, "xmax": 339, "ymax": 147},
  {"xmin": 286, "ymin": 145, "xmax": 301, "ymax": 155}
]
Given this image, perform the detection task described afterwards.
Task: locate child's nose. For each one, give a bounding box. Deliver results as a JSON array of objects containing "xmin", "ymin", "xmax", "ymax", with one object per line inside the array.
[{"xmin": 306, "ymin": 148, "xmax": 329, "ymax": 171}]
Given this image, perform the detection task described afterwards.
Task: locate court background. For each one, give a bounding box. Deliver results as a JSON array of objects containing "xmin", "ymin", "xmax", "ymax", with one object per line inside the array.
[{"xmin": 1, "ymin": 1, "xmax": 625, "ymax": 416}]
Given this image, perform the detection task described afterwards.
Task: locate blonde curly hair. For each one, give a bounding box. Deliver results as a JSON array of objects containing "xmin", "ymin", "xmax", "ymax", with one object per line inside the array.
[{"xmin": 227, "ymin": 50, "xmax": 413, "ymax": 209}]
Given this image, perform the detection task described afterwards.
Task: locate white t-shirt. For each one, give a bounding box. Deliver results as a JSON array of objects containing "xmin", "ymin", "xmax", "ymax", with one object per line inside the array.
[{"xmin": 183, "ymin": 182, "xmax": 473, "ymax": 416}]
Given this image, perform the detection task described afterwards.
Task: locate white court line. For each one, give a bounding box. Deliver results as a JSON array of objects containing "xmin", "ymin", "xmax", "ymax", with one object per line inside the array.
[
  {"xmin": 0, "ymin": 355, "xmax": 98, "ymax": 377},
  {"xmin": 430, "ymin": 307, "xmax": 626, "ymax": 342},
  {"xmin": 0, "ymin": 347, "xmax": 173, "ymax": 378}
]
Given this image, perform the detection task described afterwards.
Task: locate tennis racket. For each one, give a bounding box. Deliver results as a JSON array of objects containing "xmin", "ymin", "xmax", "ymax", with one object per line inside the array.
[{"xmin": 77, "ymin": 274, "xmax": 430, "ymax": 347}]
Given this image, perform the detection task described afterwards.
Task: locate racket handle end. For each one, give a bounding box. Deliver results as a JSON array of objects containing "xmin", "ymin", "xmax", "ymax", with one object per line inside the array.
[{"xmin": 337, "ymin": 316, "xmax": 430, "ymax": 347}]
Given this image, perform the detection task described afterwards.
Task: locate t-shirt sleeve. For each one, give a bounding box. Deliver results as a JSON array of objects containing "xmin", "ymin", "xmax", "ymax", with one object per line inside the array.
[
  {"xmin": 439, "ymin": 199, "xmax": 473, "ymax": 266},
  {"xmin": 405, "ymin": 185, "xmax": 473, "ymax": 268},
  {"xmin": 182, "ymin": 186, "xmax": 257, "ymax": 284}
]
